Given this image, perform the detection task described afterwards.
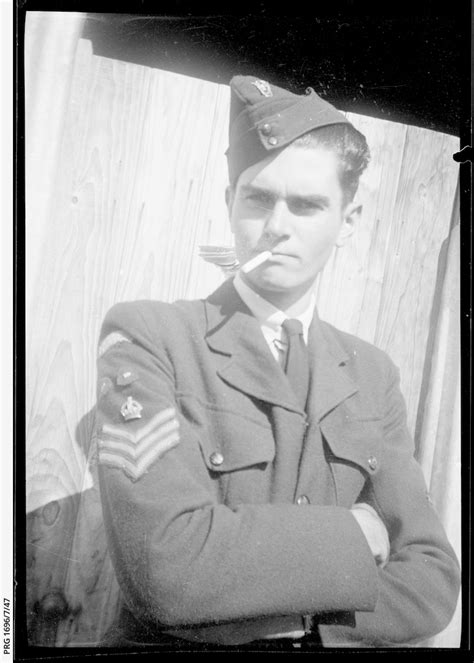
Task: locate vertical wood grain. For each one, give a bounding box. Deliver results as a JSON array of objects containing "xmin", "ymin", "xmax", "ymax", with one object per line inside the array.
[
  {"xmin": 316, "ymin": 116, "xmax": 458, "ymax": 435},
  {"xmin": 416, "ymin": 216, "xmax": 461, "ymax": 648},
  {"xmin": 25, "ymin": 11, "xmax": 86, "ymax": 353},
  {"xmin": 26, "ymin": 38, "xmax": 460, "ymax": 646}
]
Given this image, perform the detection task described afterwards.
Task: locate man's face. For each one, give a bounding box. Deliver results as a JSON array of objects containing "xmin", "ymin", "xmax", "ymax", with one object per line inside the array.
[{"xmin": 227, "ymin": 144, "xmax": 358, "ymax": 307}]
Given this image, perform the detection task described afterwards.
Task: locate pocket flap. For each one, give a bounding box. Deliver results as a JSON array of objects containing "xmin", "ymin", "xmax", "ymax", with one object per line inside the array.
[
  {"xmin": 320, "ymin": 415, "xmax": 382, "ymax": 476},
  {"xmin": 198, "ymin": 412, "xmax": 275, "ymax": 473}
]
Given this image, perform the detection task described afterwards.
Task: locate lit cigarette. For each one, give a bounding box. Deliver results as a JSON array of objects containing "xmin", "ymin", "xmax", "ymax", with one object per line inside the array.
[{"xmin": 241, "ymin": 250, "xmax": 273, "ymax": 274}]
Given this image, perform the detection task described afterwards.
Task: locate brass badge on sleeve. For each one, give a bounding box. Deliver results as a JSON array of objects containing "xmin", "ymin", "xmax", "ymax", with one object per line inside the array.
[{"xmin": 120, "ymin": 396, "xmax": 143, "ymax": 421}]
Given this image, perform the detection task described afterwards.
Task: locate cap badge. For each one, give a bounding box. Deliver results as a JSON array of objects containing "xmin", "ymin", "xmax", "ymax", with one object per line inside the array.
[
  {"xmin": 251, "ymin": 79, "xmax": 273, "ymax": 97},
  {"xmin": 120, "ymin": 396, "xmax": 143, "ymax": 421}
]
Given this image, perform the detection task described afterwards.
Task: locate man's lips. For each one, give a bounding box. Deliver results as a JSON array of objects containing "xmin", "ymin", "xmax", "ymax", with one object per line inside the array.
[
  {"xmin": 241, "ymin": 250, "xmax": 299, "ymax": 274},
  {"xmin": 251, "ymin": 247, "xmax": 294, "ymax": 257},
  {"xmin": 243, "ymin": 248, "xmax": 299, "ymax": 265}
]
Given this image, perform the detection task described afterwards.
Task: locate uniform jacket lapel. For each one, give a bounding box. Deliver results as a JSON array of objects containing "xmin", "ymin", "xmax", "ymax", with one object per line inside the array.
[
  {"xmin": 306, "ymin": 312, "xmax": 359, "ymax": 422},
  {"xmin": 204, "ymin": 279, "xmax": 304, "ymax": 414},
  {"xmin": 204, "ymin": 279, "xmax": 359, "ymax": 419}
]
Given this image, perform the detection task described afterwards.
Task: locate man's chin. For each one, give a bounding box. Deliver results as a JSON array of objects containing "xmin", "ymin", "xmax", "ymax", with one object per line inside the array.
[{"xmin": 245, "ymin": 272, "xmax": 302, "ymax": 294}]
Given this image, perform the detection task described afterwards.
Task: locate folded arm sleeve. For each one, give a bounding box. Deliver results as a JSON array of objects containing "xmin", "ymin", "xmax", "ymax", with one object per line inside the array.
[
  {"xmin": 319, "ymin": 360, "xmax": 461, "ymax": 646},
  {"xmin": 95, "ymin": 302, "xmax": 379, "ymax": 628}
]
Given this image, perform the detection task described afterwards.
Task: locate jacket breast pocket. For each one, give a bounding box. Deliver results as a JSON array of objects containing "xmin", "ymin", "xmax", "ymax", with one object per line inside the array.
[
  {"xmin": 197, "ymin": 407, "xmax": 275, "ymax": 505},
  {"xmin": 320, "ymin": 414, "xmax": 383, "ymax": 508}
]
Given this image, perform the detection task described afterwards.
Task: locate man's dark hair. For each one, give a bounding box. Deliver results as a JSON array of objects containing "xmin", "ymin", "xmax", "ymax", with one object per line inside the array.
[{"xmin": 294, "ymin": 124, "xmax": 371, "ymax": 205}]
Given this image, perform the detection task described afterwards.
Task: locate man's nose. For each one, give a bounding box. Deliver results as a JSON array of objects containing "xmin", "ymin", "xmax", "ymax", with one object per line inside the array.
[{"xmin": 263, "ymin": 200, "xmax": 291, "ymax": 240}]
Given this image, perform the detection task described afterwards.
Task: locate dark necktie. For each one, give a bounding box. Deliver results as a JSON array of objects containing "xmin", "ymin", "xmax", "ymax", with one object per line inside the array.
[{"xmin": 281, "ymin": 318, "xmax": 310, "ymax": 410}]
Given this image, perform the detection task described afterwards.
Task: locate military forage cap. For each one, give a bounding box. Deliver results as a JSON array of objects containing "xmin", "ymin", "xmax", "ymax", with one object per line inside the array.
[{"xmin": 226, "ymin": 75, "xmax": 350, "ymax": 185}]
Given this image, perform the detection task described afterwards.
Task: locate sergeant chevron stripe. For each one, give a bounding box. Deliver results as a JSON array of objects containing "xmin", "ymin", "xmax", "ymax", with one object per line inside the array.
[{"xmin": 98, "ymin": 407, "xmax": 180, "ymax": 481}]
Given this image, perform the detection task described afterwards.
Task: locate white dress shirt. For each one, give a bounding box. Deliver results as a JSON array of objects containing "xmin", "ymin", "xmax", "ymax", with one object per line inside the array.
[{"xmin": 233, "ymin": 272, "xmax": 316, "ymax": 366}]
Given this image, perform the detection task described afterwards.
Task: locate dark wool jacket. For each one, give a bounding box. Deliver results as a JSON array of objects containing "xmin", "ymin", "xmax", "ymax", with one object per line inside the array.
[{"xmin": 95, "ymin": 278, "xmax": 460, "ymax": 647}]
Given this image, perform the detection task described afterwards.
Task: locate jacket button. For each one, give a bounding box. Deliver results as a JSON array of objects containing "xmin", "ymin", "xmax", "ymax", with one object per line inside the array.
[
  {"xmin": 209, "ymin": 452, "xmax": 224, "ymax": 467},
  {"xmin": 260, "ymin": 123, "xmax": 272, "ymax": 136},
  {"xmin": 368, "ymin": 456, "xmax": 378, "ymax": 471},
  {"xmin": 296, "ymin": 495, "xmax": 310, "ymax": 505},
  {"xmin": 268, "ymin": 136, "xmax": 278, "ymax": 146}
]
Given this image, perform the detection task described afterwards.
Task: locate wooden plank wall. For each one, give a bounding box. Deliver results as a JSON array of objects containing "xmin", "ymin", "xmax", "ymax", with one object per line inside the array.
[{"xmin": 26, "ymin": 38, "xmax": 460, "ymax": 646}]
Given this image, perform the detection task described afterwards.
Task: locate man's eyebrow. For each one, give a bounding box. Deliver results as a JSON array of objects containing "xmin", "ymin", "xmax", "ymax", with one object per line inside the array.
[
  {"xmin": 288, "ymin": 193, "xmax": 331, "ymax": 207},
  {"xmin": 239, "ymin": 184, "xmax": 274, "ymax": 196},
  {"xmin": 239, "ymin": 185, "xmax": 331, "ymax": 208},
  {"xmin": 240, "ymin": 184, "xmax": 331, "ymax": 207}
]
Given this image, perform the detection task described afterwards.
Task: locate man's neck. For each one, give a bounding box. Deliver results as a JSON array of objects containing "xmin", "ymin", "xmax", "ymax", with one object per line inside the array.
[{"xmin": 239, "ymin": 274, "xmax": 315, "ymax": 316}]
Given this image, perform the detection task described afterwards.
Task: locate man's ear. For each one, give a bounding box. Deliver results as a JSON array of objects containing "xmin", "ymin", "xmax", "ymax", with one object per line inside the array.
[
  {"xmin": 226, "ymin": 185, "xmax": 236, "ymax": 231},
  {"xmin": 336, "ymin": 202, "xmax": 362, "ymax": 247},
  {"xmin": 225, "ymin": 185, "xmax": 235, "ymax": 212}
]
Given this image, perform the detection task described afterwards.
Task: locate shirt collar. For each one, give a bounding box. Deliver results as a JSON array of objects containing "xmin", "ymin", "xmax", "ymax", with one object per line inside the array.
[{"xmin": 233, "ymin": 272, "xmax": 316, "ymax": 343}]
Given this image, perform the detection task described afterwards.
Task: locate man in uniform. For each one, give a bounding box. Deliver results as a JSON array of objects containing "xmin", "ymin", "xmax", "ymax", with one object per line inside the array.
[{"xmin": 95, "ymin": 76, "xmax": 460, "ymax": 649}]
